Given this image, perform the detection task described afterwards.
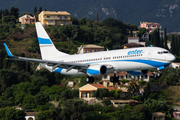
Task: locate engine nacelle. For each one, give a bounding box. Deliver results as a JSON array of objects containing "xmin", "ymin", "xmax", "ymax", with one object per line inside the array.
[
  {"xmin": 128, "ymin": 70, "xmax": 148, "ymax": 76},
  {"xmin": 86, "ymin": 65, "xmax": 107, "ymax": 76}
]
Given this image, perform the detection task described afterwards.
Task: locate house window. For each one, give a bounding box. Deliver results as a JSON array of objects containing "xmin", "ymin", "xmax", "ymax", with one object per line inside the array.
[
  {"xmin": 59, "ymin": 16, "xmax": 63, "ymax": 19},
  {"xmin": 104, "ymin": 75, "xmax": 107, "ymax": 79},
  {"xmin": 89, "ymin": 92, "xmax": 93, "ymax": 97},
  {"xmin": 89, "ymin": 49, "xmax": 92, "ymax": 52},
  {"xmin": 81, "ymin": 92, "xmax": 87, "ymax": 98},
  {"xmin": 107, "ymin": 82, "xmax": 109, "ymax": 87},
  {"xmin": 47, "ymin": 16, "xmax": 50, "ymax": 18},
  {"xmin": 64, "ymin": 21, "xmax": 67, "ymax": 25},
  {"xmin": 48, "ymin": 20, "xmax": 53, "ymax": 23},
  {"xmin": 55, "ymin": 16, "xmax": 57, "ymax": 18},
  {"xmin": 51, "ymin": 16, "xmax": 53, "ymax": 18},
  {"xmin": 121, "ymin": 93, "xmax": 125, "ymax": 97},
  {"xmin": 119, "ymin": 76, "xmax": 123, "ymax": 79},
  {"xmin": 99, "ymin": 49, "xmax": 100, "ymax": 51},
  {"xmin": 59, "ymin": 21, "xmax": 61, "ymax": 25},
  {"xmin": 64, "ymin": 16, "xmax": 68, "ymax": 19},
  {"xmin": 126, "ymin": 75, "xmax": 131, "ymax": 79},
  {"xmin": 30, "ymin": 19, "xmax": 35, "ymax": 22}
]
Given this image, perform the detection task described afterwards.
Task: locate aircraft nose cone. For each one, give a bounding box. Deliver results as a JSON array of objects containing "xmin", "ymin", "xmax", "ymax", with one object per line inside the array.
[{"xmin": 167, "ymin": 54, "xmax": 176, "ymax": 62}]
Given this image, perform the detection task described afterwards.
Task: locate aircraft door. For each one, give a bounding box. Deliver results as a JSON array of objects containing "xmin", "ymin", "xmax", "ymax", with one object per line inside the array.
[{"xmin": 148, "ymin": 50, "xmax": 153, "ymax": 59}]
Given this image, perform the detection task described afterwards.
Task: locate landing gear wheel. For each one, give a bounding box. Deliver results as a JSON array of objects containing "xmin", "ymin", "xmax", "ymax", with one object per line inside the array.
[
  {"xmin": 86, "ymin": 77, "xmax": 94, "ymax": 83},
  {"xmin": 110, "ymin": 77, "xmax": 119, "ymax": 82}
]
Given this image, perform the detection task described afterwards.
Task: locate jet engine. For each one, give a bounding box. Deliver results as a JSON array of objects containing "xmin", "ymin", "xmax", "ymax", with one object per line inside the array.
[
  {"xmin": 86, "ymin": 65, "xmax": 107, "ymax": 76},
  {"xmin": 128, "ymin": 70, "xmax": 148, "ymax": 76}
]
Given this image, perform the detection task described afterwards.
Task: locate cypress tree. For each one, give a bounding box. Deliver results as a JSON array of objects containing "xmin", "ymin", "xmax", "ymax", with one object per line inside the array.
[
  {"xmin": 160, "ymin": 37, "xmax": 164, "ymax": 48},
  {"xmin": 157, "ymin": 28, "xmax": 161, "ymax": 47},
  {"xmin": 34, "ymin": 7, "xmax": 37, "ymax": 16},
  {"xmin": 175, "ymin": 35, "xmax": 178, "ymax": 56},
  {"xmin": 164, "ymin": 28, "xmax": 168, "ymax": 50},
  {"xmin": 154, "ymin": 30, "xmax": 160, "ymax": 47},
  {"xmin": 0, "ymin": 10, "xmax": 2, "ymax": 19},
  {"xmin": 178, "ymin": 35, "xmax": 180, "ymax": 56},
  {"xmin": 171, "ymin": 35, "xmax": 175, "ymax": 55},
  {"xmin": 38, "ymin": 7, "xmax": 42, "ymax": 13}
]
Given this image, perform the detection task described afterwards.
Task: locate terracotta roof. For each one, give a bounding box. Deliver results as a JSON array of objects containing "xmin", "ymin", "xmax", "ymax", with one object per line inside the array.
[
  {"xmin": 107, "ymin": 86, "xmax": 116, "ymax": 90},
  {"xmin": 147, "ymin": 71, "xmax": 153, "ymax": 76},
  {"xmin": 40, "ymin": 11, "xmax": 70, "ymax": 15},
  {"xmin": 26, "ymin": 112, "xmax": 38, "ymax": 116},
  {"xmin": 90, "ymin": 84, "xmax": 106, "ymax": 88}
]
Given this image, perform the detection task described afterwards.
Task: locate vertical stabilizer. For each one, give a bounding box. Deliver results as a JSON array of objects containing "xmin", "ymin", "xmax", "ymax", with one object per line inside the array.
[{"xmin": 35, "ymin": 22, "xmax": 68, "ymax": 60}]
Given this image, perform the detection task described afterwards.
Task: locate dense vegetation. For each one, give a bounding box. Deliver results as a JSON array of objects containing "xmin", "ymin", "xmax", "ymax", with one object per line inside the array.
[{"xmin": 0, "ymin": 7, "xmax": 180, "ymax": 120}]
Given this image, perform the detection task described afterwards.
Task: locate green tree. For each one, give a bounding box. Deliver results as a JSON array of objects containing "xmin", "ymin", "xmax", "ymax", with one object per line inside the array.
[
  {"xmin": 137, "ymin": 28, "xmax": 146, "ymax": 39},
  {"xmin": 34, "ymin": 92, "xmax": 49, "ymax": 105},
  {"xmin": 160, "ymin": 37, "xmax": 164, "ymax": 48},
  {"xmin": 3, "ymin": 9, "xmax": 9, "ymax": 16},
  {"xmin": 0, "ymin": 107, "xmax": 26, "ymax": 120},
  {"xmin": 0, "ymin": 10, "xmax": 2, "ymax": 19},
  {"xmin": 38, "ymin": 7, "xmax": 43, "ymax": 13},
  {"xmin": 36, "ymin": 110, "xmax": 53, "ymax": 120},
  {"xmin": 71, "ymin": 16, "xmax": 79, "ymax": 25},
  {"xmin": 164, "ymin": 28, "xmax": 168, "ymax": 50},
  {"xmin": 93, "ymin": 88, "xmax": 109, "ymax": 99},
  {"xmin": 127, "ymin": 80, "xmax": 140, "ymax": 96},
  {"xmin": 34, "ymin": 7, "xmax": 37, "ymax": 16},
  {"xmin": 9, "ymin": 6, "xmax": 19, "ymax": 19},
  {"xmin": 171, "ymin": 34, "xmax": 175, "ymax": 55},
  {"xmin": 61, "ymin": 99, "xmax": 88, "ymax": 120},
  {"xmin": 3, "ymin": 15, "xmax": 16, "ymax": 24}
]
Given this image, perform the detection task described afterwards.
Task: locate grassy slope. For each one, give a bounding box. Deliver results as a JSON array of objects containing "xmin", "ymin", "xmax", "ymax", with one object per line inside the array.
[{"xmin": 167, "ymin": 86, "xmax": 180, "ymax": 105}]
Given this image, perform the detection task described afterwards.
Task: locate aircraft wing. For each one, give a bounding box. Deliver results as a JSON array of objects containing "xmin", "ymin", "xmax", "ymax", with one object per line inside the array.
[{"xmin": 4, "ymin": 43, "xmax": 89, "ymax": 69}]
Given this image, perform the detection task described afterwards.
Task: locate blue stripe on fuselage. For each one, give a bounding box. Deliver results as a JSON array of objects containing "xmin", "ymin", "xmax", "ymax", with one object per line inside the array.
[
  {"xmin": 85, "ymin": 59, "xmax": 170, "ymax": 67},
  {"xmin": 38, "ymin": 37, "xmax": 52, "ymax": 44}
]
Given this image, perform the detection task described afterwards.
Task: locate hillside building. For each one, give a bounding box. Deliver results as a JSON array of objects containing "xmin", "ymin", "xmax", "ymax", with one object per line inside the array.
[
  {"xmin": 139, "ymin": 21, "xmax": 164, "ymax": 37},
  {"xmin": 77, "ymin": 44, "xmax": 104, "ymax": 54},
  {"xmin": 38, "ymin": 11, "xmax": 72, "ymax": 26},
  {"xmin": 19, "ymin": 14, "xmax": 36, "ymax": 29}
]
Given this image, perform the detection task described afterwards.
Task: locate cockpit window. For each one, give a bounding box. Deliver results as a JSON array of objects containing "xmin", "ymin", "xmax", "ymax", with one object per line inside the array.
[
  {"xmin": 163, "ymin": 51, "xmax": 168, "ymax": 53},
  {"xmin": 158, "ymin": 51, "xmax": 169, "ymax": 54}
]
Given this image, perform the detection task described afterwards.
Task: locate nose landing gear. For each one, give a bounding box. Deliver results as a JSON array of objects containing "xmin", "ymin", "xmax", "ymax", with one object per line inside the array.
[{"xmin": 110, "ymin": 73, "xmax": 119, "ymax": 82}]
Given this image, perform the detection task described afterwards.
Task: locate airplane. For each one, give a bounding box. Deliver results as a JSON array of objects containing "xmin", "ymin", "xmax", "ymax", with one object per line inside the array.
[{"xmin": 4, "ymin": 22, "xmax": 176, "ymax": 83}]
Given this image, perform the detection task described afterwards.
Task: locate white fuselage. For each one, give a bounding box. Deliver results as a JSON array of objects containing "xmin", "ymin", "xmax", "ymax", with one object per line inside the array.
[{"xmin": 43, "ymin": 47, "xmax": 175, "ymax": 76}]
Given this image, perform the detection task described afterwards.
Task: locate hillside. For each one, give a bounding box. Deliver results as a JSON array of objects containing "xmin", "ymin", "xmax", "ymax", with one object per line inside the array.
[{"xmin": 0, "ymin": 0, "xmax": 180, "ymax": 32}]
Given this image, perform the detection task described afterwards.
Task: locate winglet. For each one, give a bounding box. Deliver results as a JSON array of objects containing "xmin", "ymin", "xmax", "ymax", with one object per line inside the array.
[{"xmin": 3, "ymin": 43, "xmax": 15, "ymax": 58}]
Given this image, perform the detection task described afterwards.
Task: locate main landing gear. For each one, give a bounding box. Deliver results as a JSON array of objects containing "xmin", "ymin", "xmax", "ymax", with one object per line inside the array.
[
  {"xmin": 110, "ymin": 72, "xmax": 119, "ymax": 83},
  {"xmin": 86, "ymin": 76, "xmax": 94, "ymax": 83}
]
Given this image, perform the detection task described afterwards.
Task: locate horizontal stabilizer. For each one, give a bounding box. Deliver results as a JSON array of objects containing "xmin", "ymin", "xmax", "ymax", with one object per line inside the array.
[{"xmin": 3, "ymin": 43, "xmax": 16, "ymax": 58}]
